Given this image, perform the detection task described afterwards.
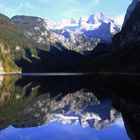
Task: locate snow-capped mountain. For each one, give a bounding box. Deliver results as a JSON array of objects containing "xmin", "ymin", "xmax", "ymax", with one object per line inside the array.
[
  {"xmin": 12, "ymin": 13, "xmax": 120, "ymax": 52},
  {"xmin": 78, "ymin": 13, "xmax": 121, "ymax": 43},
  {"xmin": 50, "ymin": 13, "xmax": 121, "ymax": 43},
  {"xmin": 79, "ymin": 13, "xmax": 120, "ymax": 32}
]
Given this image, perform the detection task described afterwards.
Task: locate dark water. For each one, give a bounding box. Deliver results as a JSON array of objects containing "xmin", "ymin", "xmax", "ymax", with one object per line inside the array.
[{"xmin": 0, "ymin": 74, "xmax": 140, "ymax": 140}]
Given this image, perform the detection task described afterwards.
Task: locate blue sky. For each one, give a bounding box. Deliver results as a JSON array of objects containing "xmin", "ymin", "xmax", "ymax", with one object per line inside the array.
[{"xmin": 0, "ymin": 0, "xmax": 131, "ymax": 21}]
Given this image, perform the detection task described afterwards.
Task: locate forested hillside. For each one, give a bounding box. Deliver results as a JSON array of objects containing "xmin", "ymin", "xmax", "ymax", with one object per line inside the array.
[{"xmin": 0, "ymin": 13, "xmax": 38, "ymax": 72}]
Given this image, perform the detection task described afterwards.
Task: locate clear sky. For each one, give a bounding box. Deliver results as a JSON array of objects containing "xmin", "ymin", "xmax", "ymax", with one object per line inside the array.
[{"xmin": 0, "ymin": 0, "xmax": 132, "ymax": 21}]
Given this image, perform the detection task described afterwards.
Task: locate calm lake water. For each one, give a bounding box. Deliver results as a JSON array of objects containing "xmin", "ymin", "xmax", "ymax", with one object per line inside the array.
[{"xmin": 0, "ymin": 74, "xmax": 140, "ymax": 140}]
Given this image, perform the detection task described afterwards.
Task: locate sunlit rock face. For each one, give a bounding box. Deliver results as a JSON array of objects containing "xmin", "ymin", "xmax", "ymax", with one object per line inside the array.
[
  {"xmin": 0, "ymin": 76, "xmax": 3, "ymax": 87},
  {"xmin": 12, "ymin": 15, "xmax": 52, "ymax": 45},
  {"xmin": 113, "ymin": 0, "xmax": 140, "ymax": 46},
  {"xmin": 13, "ymin": 90, "xmax": 120, "ymax": 130},
  {"xmin": 0, "ymin": 63, "xmax": 4, "ymax": 74}
]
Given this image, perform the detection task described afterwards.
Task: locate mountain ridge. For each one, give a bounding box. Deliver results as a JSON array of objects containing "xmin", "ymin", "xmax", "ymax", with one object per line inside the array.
[{"xmin": 12, "ymin": 13, "xmax": 120, "ymax": 52}]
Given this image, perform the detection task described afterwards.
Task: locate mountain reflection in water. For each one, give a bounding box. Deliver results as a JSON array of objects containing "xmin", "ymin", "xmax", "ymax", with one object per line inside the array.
[{"xmin": 0, "ymin": 74, "xmax": 140, "ymax": 140}]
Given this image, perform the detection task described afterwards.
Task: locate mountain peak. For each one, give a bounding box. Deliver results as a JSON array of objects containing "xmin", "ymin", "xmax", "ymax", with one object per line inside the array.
[
  {"xmin": 87, "ymin": 13, "xmax": 112, "ymax": 24},
  {"xmin": 79, "ymin": 13, "xmax": 114, "ymax": 27},
  {"xmin": 79, "ymin": 16, "xmax": 89, "ymax": 26},
  {"xmin": 60, "ymin": 18, "xmax": 76, "ymax": 25}
]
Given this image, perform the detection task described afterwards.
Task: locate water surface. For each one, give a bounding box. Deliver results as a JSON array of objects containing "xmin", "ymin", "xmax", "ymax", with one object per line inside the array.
[{"xmin": 0, "ymin": 74, "xmax": 139, "ymax": 140}]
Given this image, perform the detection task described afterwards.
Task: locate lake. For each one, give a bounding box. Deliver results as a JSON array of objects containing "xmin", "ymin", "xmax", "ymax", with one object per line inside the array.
[{"xmin": 0, "ymin": 74, "xmax": 140, "ymax": 140}]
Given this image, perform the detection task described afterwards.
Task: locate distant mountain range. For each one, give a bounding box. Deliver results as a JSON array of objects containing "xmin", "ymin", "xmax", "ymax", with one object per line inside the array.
[
  {"xmin": 0, "ymin": 12, "xmax": 121, "ymax": 73},
  {"xmin": 12, "ymin": 13, "xmax": 120, "ymax": 52},
  {"xmin": 0, "ymin": 0, "xmax": 140, "ymax": 73}
]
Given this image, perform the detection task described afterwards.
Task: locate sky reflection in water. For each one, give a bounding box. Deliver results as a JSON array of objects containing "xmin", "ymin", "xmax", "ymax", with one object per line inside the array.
[{"xmin": 0, "ymin": 118, "xmax": 130, "ymax": 140}]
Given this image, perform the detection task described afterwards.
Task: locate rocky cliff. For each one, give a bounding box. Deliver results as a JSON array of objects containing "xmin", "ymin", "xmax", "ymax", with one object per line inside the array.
[{"xmin": 113, "ymin": 0, "xmax": 140, "ymax": 46}]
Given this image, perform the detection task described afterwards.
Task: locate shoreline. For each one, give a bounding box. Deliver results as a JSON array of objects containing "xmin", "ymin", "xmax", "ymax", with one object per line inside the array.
[
  {"xmin": 0, "ymin": 72, "xmax": 140, "ymax": 76},
  {"xmin": 0, "ymin": 72, "xmax": 22, "ymax": 75},
  {"xmin": 0, "ymin": 72, "xmax": 89, "ymax": 76}
]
